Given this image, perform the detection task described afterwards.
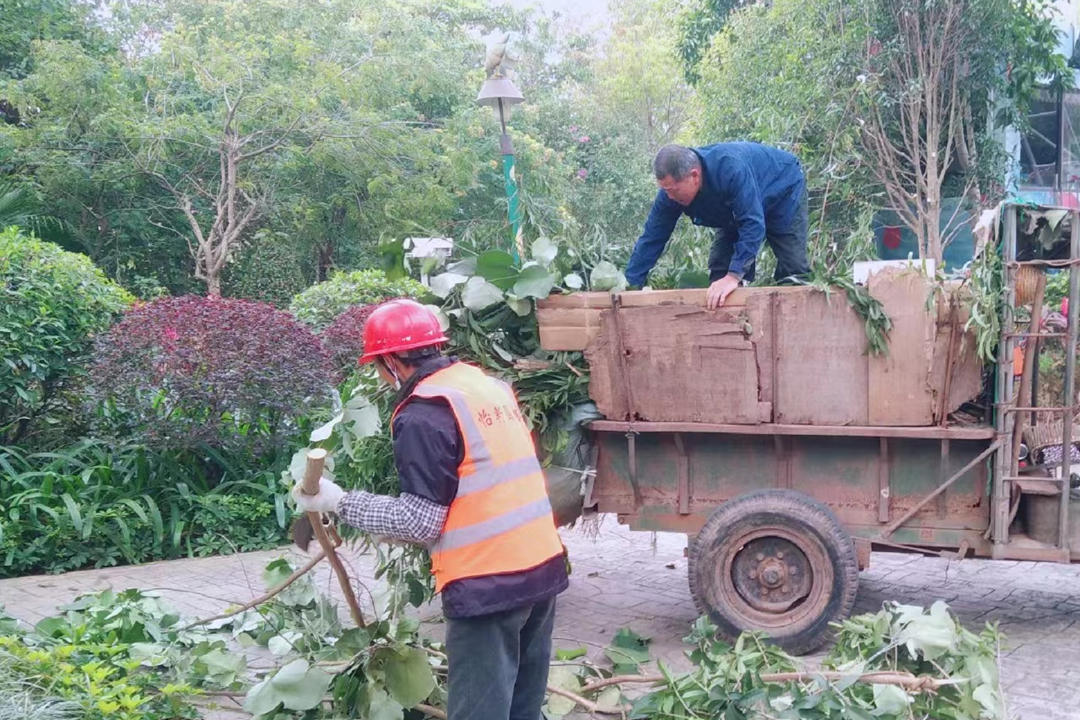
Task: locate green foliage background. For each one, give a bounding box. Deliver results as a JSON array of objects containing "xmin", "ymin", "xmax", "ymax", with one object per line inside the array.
[
  {"xmin": 0, "ymin": 0, "xmax": 1070, "ymax": 579},
  {"xmin": 0, "ymin": 227, "xmax": 133, "ymax": 447}
]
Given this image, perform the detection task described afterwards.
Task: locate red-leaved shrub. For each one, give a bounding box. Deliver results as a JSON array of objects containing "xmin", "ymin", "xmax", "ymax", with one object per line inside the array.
[
  {"xmin": 90, "ymin": 296, "xmax": 332, "ymax": 453},
  {"xmin": 321, "ymin": 303, "xmax": 379, "ymax": 379}
]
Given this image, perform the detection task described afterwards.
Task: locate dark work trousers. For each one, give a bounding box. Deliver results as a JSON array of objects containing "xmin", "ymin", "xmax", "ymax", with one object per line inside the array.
[
  {"xmin": 445, "ymin": 595, "xmax": 557, "ymax": 720},
  {"xmin": 708, "ymin": 183, "xmax": 811, "ymax": 283}
]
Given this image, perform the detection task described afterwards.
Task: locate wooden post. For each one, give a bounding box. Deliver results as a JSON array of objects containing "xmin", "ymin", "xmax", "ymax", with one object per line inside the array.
[
  {"xmin": 301, "ymin": 449, "xmax": 366, "ymax": 627},
  {"xmin": 1011, "ymin": 270, "xmax": 1046, "ymax": 477}
]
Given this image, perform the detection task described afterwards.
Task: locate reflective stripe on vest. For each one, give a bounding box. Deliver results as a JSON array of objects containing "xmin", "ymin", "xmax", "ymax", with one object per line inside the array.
[{"xmin": 395, "ymin": 362, "xmax": 563, "ymax": 591}]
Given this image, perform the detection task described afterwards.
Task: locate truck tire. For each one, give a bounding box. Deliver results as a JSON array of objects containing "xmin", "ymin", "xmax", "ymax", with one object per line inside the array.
[{"xmin": 688, "ymin": 489, "xmax": 859, "ymax": 655}]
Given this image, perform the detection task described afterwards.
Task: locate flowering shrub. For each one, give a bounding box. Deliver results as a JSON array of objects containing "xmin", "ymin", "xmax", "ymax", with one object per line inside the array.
[
  {"xmin": 90, "ymin": 296, "xmax": 332, "ymax": 453},
  {"xmin": 289, "ymin": 269, "xmax": 427, "ymax": 331},
  {"xmin": 321, "ymin": 303, "xmax": 379, "ymax": 379}
]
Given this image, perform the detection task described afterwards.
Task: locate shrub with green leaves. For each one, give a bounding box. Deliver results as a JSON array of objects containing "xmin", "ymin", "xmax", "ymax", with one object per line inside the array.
[
  {"xmin": 89, "ymin": 295, "xmax": 332, "ymax": 454},
  {"xmin": 222, "ymin": 231, "xmax": 309, "ymax": 308},
  {"xmin": 0, "ymin": 589, "xmax": 238, "ymax": 720},
  {"xmin": 0, "ymin": 227, "xmax": 134, "ymax": 447},
  {"xmin": 289, "ymin": 269, "xmax": 427, "ymax": 331},
  {"xmin": 0, "ymin": 439, "xmax": 290, "ymax": 577}
]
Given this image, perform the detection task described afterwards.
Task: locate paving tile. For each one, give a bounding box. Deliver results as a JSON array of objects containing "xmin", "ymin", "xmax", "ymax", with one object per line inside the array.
[{"xmin": 1, "ymin": 517, "xmax": 1077, "ymax": 719}]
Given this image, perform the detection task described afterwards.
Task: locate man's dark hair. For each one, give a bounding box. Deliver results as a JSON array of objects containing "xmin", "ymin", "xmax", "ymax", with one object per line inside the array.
[
  {"xmin": 394, "ymin": 344, "xmax": 442, "ymax": 367},
  {"xmin": 652, "ymin": 145, "xmax": 700, "ymax": 181}
]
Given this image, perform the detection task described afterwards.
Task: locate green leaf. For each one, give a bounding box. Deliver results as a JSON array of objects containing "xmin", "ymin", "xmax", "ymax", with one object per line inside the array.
[
  {"xmin": 545, "ymin": 667, "xmax": 582, "ymax": 717},
  {"xmin": 531, "ymin": 237, "xmax": 558, "ymax": 265},
  {"xmin": 383, "ymin": 646, "xmax": 436, "ymax": 707},
  {"xmin": 512, "ymin": 264, "xmax": 557, "ymax": 299},
  {"xmin": 268, "ymin": 630, "xmax": 303, "ymax": 656},
  {"xmin": 842, "ymin": 707, "xmax": 875, "ymax": 720},
  {"xmin": 262, "ymin": 558, "xmax": 294, "ymax": 588},
  {"xmin": 564, "ymin": 273, "xmax": 584, "ymax": 290},
  {"xmin": 590, "ymin": 261, "xmax": 627, "ymax": 292},
  {"xmin": 261, "ymin": 558, "xmax": 316, "ymax": 607},
  {"xmin": 446, "ymin": 257, "xmax": 477, "ymax": 275},
  {"xmin": 555, "ymin": 647, "xmax": 587, "ymax": 661},
  {"xmin": 429, "ymin": 272, "xmax": 468, "ymax": 299},
  {"xmin": 895, "ymin": 601, "xmax": 957, "ymax": 661},
  {"xmin": 604, "ymin": 627, "xmax": 651, "ymax": 673},
  {"xmin": 462, "ymin": 276, "xmax": 505, "ymax": 311},
  {"xmin": 595, "ymin": 687, "xmax": 623, "ymax": 712},
  {"xmin": 491, "ymin": 342, "xmax": 514, "ymax": 362},
  {"xmin": 129, "ymin": 642, "xmax": 169, "ymax": 666},
  {"xmin": 424, "ymin": 304, "xmax": 450, "ymax": 332},
  {"xmin": 476, "ymin": 250, "xmax": 519, "ymax": 290},
  {"xmin": 333, "ymin": 627, "xmax": 373, "ymax": 658},
  {"xmin": 506, "ymin": 297, "xmax": 533, "ymax": 317},
  {"xmin": 973, "ymin": 683, "xmax": 1003, "ymax": 716},
  {"xmin": 870, "ymin": 684, "xmax": 911, "ymax": 716},
  {"xmin": 243, "ymin": 659, "xmax": 332, "ymax": 715},
  {"xmin": 343, "ymin": 392, "xmax": 382, "ymax": 440},
  {"xmin": 196, "ymin": 647, "xmax": 245, "ymax": 686},
  {"xmin": 367, "ymin": 688, "xmax": 405, "ymax": 720},
  {"xmin": 310, "ymin": 411, "xmax": 343, "ymax": 442},
  {"xmin": 59, "ymin": 493, "xmax": 82, "ymax": 533},
  {"xmin": 34, "ymin": 617, "xmax": 68, "ymax": 638},
  {"xmin": 831, "ymin": 660, "xmax": 866, "ymax": 691}
]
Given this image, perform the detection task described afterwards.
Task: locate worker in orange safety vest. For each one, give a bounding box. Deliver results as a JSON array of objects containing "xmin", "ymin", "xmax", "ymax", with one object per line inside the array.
[{"xmin": 293, "ymin": 299, "xmax": 568, "ymax": 720}]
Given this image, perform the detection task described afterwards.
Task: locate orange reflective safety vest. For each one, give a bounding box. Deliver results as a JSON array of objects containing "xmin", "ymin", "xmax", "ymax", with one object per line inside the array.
[{"xmin": 393, "ymin": 362, "xmax": 563, "ymax": 592}]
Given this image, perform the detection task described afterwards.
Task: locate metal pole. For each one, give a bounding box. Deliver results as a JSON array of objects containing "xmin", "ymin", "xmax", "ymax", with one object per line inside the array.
[
  {"xmin": 1056, "ymin": 85, "xmax": 1065, "ymax": 191},
  {"xmin": 1059, "ymin": 211, "xmax": 1079, "ymax": 549},
  {"xmin": 993, "ymin": 205, "xmax": 1018, "ymax": 552},
  {"xmin": 498, "ymin": 98, "xmax": 523, "ymax": 264}
]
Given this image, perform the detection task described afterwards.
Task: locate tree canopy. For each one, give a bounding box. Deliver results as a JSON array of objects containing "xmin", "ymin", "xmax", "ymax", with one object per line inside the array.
[{"xmin": 1, "ymin": 0, "xmax": 1071, "ymax": 287}]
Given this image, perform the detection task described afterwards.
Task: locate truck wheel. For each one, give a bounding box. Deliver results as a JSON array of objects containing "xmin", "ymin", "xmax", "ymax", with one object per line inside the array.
[{"xmin": 688, "ymin": 489, "xmax": 858, "ymax": 655}]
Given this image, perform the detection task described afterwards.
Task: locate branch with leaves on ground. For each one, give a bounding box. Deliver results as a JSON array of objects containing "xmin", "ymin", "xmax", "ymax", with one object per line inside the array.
[{"xmin": 0, "ymin": 550, "xmax": 1007, "ymax": 720}]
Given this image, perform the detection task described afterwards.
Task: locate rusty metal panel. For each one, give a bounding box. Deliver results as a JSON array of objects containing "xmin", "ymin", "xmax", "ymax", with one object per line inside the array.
[
  {"xmin": 884, "ymin": 438, "xmax": 989, "ymax": 530},
  {"xmin": 591, "ymin": 428, "xmax": 994, "ymax": 552}
]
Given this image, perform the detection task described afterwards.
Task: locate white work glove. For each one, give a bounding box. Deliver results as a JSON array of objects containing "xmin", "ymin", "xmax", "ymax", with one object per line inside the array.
[{"xmin": 291, "ymin": 476, "xmax": 346, "ymax": 514}]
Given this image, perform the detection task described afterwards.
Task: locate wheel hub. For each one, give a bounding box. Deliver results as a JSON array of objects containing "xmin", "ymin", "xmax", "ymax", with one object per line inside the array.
[{"xmin": 731, "ymin": 537, "xmax": 812, "ymax": 613}]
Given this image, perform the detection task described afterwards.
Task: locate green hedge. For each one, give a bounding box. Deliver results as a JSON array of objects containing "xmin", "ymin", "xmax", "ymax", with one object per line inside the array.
[
  {"xmin": 289, "ymin": 269, "xmax": 428, "ymax": 331},
  {"xmin": 0, "ymin": 227, "xmax": 133, "ymax": 446}
]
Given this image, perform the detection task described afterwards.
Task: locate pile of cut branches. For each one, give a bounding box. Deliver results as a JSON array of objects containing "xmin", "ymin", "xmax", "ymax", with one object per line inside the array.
[{"xmin": 0, "ymin": 558, "xmax": 1006, "ymax": 720}]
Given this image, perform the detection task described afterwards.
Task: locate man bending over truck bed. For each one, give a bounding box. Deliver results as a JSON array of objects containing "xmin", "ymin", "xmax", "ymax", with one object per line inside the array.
[{"xmin": 625, "ymin": 142, "xmax": 810, "ymax": 309}]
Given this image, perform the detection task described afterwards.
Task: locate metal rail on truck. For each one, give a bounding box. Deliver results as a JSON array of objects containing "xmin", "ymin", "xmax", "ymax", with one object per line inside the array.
[{"xmin": 992, "ymin": 203, "xmax": 1079, "ymax": 560}]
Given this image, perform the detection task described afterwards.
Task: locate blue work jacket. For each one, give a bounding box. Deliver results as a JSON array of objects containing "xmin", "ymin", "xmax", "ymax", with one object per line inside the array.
[{"xmin": 625, "ymin": 142, "xmax": 804, "ymax": 286}]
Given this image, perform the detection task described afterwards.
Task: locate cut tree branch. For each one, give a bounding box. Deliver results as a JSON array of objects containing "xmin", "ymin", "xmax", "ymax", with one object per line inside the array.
[{"xmin": 181, "ymin": 550, "xmax": 327, "ymax": 631}]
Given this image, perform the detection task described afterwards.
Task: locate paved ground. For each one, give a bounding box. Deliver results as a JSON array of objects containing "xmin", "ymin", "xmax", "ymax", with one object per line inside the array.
[{"xmin": 2, "ymin": 515, "xmax": 1077, "ymax": 719}]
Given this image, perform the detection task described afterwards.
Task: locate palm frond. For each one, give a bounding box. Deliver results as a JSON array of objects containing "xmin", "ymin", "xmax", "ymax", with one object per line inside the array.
[{"xmin": 0, "ymin": 179, "xmax": 72, "ymax": 243}]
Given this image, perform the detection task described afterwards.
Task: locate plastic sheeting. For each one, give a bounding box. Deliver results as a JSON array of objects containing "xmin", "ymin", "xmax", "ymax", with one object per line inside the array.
[{"xmin": 542, "ymin": 402, "xmax": 602, "ymax": 527}]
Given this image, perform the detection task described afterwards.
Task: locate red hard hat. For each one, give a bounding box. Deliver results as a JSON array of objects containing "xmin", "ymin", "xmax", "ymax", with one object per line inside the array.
[{"xmin": 359, "ymin": 299, "xmax": 448, "ymax": 364}]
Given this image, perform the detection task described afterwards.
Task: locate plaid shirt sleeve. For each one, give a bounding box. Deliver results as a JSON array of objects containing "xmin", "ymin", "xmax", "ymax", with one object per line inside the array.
[{"xmin": 336, "ymin": 490, "xmax": 448, "ymax": 546}]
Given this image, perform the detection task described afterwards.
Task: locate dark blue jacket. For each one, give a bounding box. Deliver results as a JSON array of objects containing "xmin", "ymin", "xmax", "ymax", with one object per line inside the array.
[
  {"xmin": 393, "ymin": 356, "xmax": 568, "ymax": 618},
  {"xmin": 625, "ymin": 142, "xmax": 804, "ymax": 286}
]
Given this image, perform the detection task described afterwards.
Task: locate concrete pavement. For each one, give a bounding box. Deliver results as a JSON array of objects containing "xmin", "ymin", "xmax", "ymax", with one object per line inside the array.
[{"xmin": 1, "ymin": 515, "xmax": 1077, "ymax": 719}]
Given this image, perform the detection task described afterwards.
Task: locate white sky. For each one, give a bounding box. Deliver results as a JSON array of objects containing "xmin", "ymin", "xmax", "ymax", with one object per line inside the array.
[
  {"xmin": 505, "ymin": 0, "xmax": 612, "ymax": 27},
  {"xmin": 1054, "ymin": 0, "xmax": 1080, "ymax": 56}
]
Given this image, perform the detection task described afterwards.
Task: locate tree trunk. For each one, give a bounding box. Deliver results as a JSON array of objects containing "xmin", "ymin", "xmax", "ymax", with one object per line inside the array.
[{"xmin": 926, "ymin": 194, "xmax": 942, "ymax": 262}]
